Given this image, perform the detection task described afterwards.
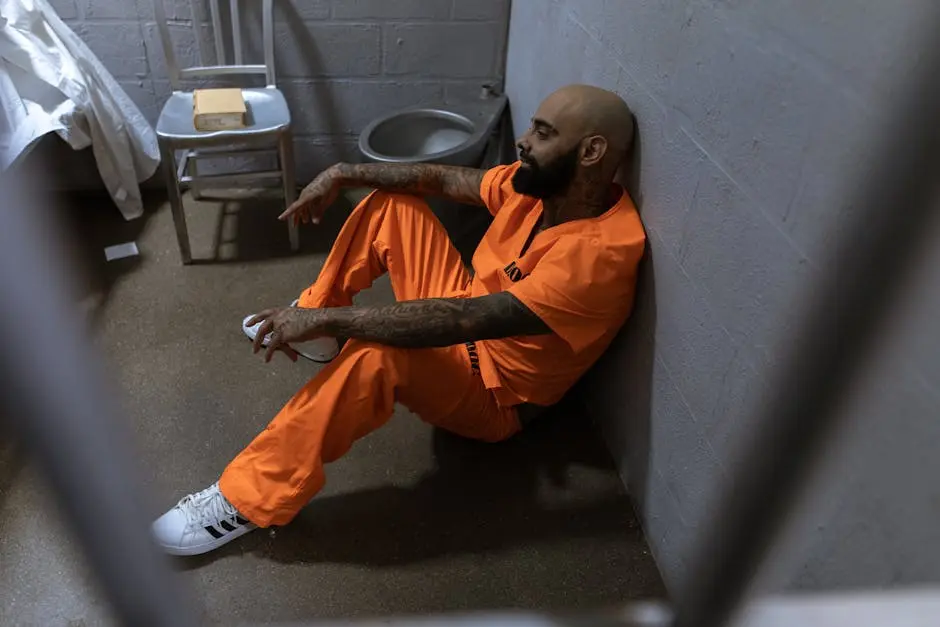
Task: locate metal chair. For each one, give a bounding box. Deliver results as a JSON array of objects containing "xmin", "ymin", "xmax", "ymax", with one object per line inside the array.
[{"xmin": 151, "ymin": 0, "xmax": 298, "ymax": 264}]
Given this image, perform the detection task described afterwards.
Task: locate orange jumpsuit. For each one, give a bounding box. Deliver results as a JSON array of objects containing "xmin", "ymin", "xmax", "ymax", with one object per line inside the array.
[{"xmin": 220, "ymin": 163, "xmax": 646, "ymax": 527}]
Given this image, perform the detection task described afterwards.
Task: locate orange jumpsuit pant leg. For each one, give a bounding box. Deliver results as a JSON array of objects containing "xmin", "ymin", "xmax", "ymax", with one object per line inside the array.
[{"xmin": 219, "ymin": 192, "xmax": 520, "ymax": 527}]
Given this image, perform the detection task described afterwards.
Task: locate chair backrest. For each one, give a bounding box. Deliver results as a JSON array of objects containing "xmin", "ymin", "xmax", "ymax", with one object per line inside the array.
[{"xmin": 152, "ymin": 0, "xmax": 275, "ymax": 90}]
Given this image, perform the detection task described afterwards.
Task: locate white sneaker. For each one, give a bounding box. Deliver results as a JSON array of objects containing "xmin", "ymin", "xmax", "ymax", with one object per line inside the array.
[
  {"xmin": 242, "ymin": 299, "xmax": 339, "ymax": 363},
  {"xmin": 152, "ymin": 483, "xmax": 257, "ymax": 556}
]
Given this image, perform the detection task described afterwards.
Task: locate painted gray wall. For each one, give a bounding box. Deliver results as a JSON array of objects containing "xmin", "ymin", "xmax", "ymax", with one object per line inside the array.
[
  {"xmin": 504, "ymin": 0, "xmax": 940, "ymax": 594},
  {"xmin": 43, "ymin": 0, "xmax": 508, "ymax": 188}
]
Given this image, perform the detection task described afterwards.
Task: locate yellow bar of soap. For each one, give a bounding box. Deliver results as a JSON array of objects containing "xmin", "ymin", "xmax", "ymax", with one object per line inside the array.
[{"xmin": 193, "ymin": 88, "xmax": 247, "ymax": 131}]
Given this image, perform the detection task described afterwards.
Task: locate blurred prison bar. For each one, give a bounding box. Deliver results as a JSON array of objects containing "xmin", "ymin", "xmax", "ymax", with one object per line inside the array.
[{"xmin": 0, "ymin": 171, "xmax": 197, "ymax": 626}]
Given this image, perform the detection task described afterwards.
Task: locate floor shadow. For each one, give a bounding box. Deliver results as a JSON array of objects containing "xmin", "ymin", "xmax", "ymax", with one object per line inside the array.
[
  {"xmin": 52, "ymin": 187, "xmax": 164, "ymax": 328},
  {"xmin": 179, "ymin": 396, "xmax": 648, "ymax": 570}
]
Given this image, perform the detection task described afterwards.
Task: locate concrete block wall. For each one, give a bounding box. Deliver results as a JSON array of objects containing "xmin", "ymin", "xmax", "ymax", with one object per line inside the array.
[
  {"xmin": 45, "ymin": 0, "xmax": 508, "ymax": 188},
  {"xmin": 504, "ymin": 0, "xmax": 939, "ymax": 594}
]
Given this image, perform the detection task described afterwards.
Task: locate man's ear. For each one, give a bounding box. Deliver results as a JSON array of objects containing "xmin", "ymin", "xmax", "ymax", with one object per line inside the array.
[{"xmin": 580, "ymin": 135, "xmax": 608, "ymax": 166}]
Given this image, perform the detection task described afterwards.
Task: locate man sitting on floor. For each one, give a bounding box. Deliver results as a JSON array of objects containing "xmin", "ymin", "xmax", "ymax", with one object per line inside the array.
[{"xmin": 153, "ymin": 84, "xmax": 646, "ymax": 556}]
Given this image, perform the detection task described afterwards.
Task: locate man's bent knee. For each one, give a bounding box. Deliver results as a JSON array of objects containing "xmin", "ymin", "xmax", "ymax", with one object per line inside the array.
[
  {"xmin": 364, "ymin": 191, "xmax": 434, "ymax": 217},
  {"xmin": 338, "ymin": 339, "xmax": 404, "ymax": 366}
]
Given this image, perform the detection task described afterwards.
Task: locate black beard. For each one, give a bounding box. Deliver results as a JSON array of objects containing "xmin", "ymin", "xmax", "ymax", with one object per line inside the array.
[{"xmin": 511, "ymin": 146, "xmax": 580, "ymax": 199}]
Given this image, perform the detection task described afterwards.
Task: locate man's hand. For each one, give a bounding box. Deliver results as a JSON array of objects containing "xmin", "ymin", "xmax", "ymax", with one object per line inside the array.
[
  {"xmin": 280, "ymin": 166, "xmax": 342, "ymax": 226},
  {"xmin": 247, "ymin": 307, "xmax": 326, "ymax": 363}
]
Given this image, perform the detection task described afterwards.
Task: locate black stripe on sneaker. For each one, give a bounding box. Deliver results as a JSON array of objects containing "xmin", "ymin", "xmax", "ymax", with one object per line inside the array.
[
  {"xmin": 219, "ymin": 520, "xmax": 236, "ymax": 532},
  {"xmin": 235, "ymin": 516, "xmax": 249, "ymax": 525},
  {"xmin": 205, "ymin": 525, "xmax": 224, "ymax": 539}
]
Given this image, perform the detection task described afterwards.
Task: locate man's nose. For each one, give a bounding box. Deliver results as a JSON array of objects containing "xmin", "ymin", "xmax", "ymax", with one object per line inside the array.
[{"xmin": 516, "ymin": 134, "xmax": 530, "ymax": 154}]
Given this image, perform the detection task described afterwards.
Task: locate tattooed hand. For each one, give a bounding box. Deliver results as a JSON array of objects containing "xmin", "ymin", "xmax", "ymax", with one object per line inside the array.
[
  {"xmin": 280, "ymin": 166, "xmax": 342, "ymax": 226},
  {"xmin": 247, "ymin": 307, "xmax": 327, "ymax": 363}
]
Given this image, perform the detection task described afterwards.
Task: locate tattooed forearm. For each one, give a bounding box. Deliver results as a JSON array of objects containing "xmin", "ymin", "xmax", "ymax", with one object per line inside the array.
[
  {"xmin": 312, "ymin": 292, "xmax": 550, "ymax": 348},
  {"xmin": 333, "ymin": 162, "xmax": 485, "ymax": 205}
]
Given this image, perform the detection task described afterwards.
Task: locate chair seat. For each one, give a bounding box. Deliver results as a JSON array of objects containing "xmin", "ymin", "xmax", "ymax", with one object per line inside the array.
[{"xmin": 156, "ymin": 87, "xmax": 290, "ymax": 142}]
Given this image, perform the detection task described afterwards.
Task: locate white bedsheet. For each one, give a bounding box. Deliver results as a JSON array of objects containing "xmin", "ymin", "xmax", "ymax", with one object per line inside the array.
[{"xmin": 0, "ymin": 0, "xmax": 159, "ymax": 219}]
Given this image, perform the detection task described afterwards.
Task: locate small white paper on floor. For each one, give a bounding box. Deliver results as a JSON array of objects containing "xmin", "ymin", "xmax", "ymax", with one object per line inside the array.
[{"xmin": 104, "ymin": 242, "xmax": 139, "ymax": 261}]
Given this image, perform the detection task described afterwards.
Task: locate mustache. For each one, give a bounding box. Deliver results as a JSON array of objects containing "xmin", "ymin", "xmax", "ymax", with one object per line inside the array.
[{"xmin": 519, "ymin": 153, "xmax": 537, "ymax": 167}]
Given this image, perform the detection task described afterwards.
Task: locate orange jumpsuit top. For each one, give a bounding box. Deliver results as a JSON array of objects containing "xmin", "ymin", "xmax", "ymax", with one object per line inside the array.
[{"xmin": 471, "ymin": 162, "xmax": 646, "ymax": 407}]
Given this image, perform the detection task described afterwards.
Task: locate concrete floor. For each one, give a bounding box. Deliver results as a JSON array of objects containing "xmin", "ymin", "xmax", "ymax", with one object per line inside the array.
[{"xmin": 0, "ymin": 189, "xmax": 665, "ymax": 625}]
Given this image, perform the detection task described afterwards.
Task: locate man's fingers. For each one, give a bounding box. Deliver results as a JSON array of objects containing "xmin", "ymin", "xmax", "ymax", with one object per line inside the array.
[
  {"xmin": 280, "ymin": 198, "xmax": 327, "ymax": 224},
  {"xmin": 253, "ymin": 319, "xmax": 273, "ymax": 354},
  {"xmin": 279, "ymin": 200, "xmax": 306, "ymax": 221},
  {"xmin": 300, "ymin": 205, "xmax": 321, "ymax": 225},
  {"xmin": 264, "ymin": 330, "xmax": 282, "ymax": 363},
  {"xmin": 246, "ymin": 309, "xmax": 275, "ymax": 327}
]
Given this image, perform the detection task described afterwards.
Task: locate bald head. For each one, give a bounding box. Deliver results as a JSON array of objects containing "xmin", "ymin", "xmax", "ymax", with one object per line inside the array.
[
  {"xmin": 541, "ymin": 84, "xmax": 635, "ymax": 170},
  {"xmin": 513, "ymin": 84, "xmax": 635, "ymax": 200}
]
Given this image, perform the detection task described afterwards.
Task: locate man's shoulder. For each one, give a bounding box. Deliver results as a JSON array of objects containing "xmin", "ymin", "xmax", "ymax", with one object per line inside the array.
[
  {"xmin": 589, "ymin": 197, "xmax": 647, "ymax": 251},
  {"xmin": 546, "ymin": 218, "xmax": 645, "ymax": 277}
]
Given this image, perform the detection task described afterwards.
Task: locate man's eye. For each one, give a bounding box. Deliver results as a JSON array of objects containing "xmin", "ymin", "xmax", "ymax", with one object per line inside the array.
[{"xmin": 535, "ymin": 129, "xmax": 548, "ymax": 140}]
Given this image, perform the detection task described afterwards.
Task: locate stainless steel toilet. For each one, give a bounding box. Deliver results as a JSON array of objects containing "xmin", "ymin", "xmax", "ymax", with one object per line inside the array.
[{"xmin": 358, "ymin": 91, "xmax": 508, "ymax": 168}]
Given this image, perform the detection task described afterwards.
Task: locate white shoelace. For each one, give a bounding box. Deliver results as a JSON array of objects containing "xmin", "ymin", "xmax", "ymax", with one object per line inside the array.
[{"xmin": 176, "ymin": 484, "xmax": 239, "ymax": 530}]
